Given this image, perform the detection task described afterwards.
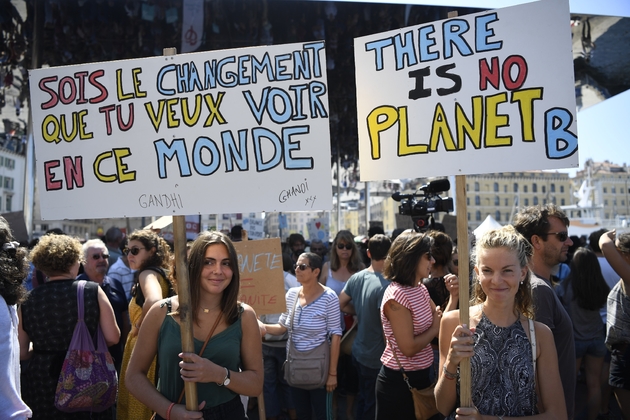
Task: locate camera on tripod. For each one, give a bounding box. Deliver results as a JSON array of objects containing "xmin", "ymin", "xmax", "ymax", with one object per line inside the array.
[{"xmin": 391, "ymin": 179, "xmax": 454, "ymax": 232}]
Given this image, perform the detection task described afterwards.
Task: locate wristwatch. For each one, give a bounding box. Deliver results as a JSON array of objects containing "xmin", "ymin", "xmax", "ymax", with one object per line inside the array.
[{"xmin": 217, "ymin": 367, "xmax": 231, "ymax": 386}]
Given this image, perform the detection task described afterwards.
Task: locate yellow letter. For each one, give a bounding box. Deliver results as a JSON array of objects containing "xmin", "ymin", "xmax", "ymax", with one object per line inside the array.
[
  {"xmin": 77, "ymin": 110, "xmax": 94, "ymax": 140},
  {"xmin": 182, "ymin": 94, "xmax": 203, "ymax": 127},
  {"xmin": 366, "ymin": 106, "xmax": 398, "ymax": 160},
  {"xmin": 116, "ymin": 69, "xmax": 134, "ymax": 101},
  {"xmin": 511, "ymin": 88, "xmax": 543, "ymax": 142},
  {"xmin": 93, "ymin": 151, "xmax": 117, "ymax": 182},
  {"xmin": 455, "ymin": 96, "xmax": 483, "ymax": 150},
  {"xmin": 485, "ymin": 93, "xmax": 511, "ymax": 147},
  {"xmin": 144, "ymin": 101, "xmax": 165, "ymax": 132},
  {"xmin": 132, "ymin": 68, "xmax": 147, "ymax": 98},
  {"xmin": 61, "ymin": 113, "xmax": 78, "ymax": 142},
  {"xmin": 165, "ymin": 98, "xmax": 180, "ymax": 128},
  {"xmin": 203, "ymin": 92, "xmax": 227, "ymax": 127},
  {"xmin": 429, "ymin": 104, "xmax": 456, "ymax": 152},
  {"xmin": 42, "ymin": 115, "xmax": 61, "ymax": 144},
  {"xmin": 114, "ymin": 148, "xmax": 136, "ymax": 183},
  {"xmin": 398, "ymin": 106, "xmax": 429, "ymax": 156}
]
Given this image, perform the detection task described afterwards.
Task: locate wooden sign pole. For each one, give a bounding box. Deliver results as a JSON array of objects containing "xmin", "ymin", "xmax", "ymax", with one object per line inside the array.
[
  {"xmin": 163, "ymin": 47, "xmax": 198, "ymax": 410},
  {"xmin": 455, "ymin": 175, "xmax": 471, "ymax": 408}
]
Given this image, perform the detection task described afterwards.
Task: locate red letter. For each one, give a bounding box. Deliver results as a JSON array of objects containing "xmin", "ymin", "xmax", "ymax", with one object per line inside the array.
[
  {"xmin": 479, "ymin": 56, "xmax": 500, "ymax": 91},
  {"xmin": 99, "ymin": 104, "xmax": 116, "ymax": 135},
  {"xmin": 89, "ymin": 70, "xmax": 108, "ymax": 104},
  {"xmin": 502, "ymin": 55, "xmax": 528, "ymax": 90},
  {"xmin": 58, "ymin": 76, "xmax": 77, "ymax": 105},
  {"xmin": 74, "ymin": 71, "xmax": 89, "ymax": 104},
  {"xmin": 39, "ymin": 76, "xmax": 59, "ymax": 110},
  {"xmin": 44, "ymin": 160, "xmax": 63, "ymax": 191},
  {"xmin": 63, "ymin": 156, "xmax": 84, "ymax": 190}
]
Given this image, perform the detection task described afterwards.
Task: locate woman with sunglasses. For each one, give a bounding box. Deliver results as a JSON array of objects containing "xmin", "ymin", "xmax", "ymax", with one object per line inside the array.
[
  {"xmin": 319, "ymin": 230, "xmax": 364, "ymax": 418},
  {"xmin": 376, "ymin": 230, "xmax": 442, "ymax": 419},
  {"xmin": 435, "ymin": 226, "xmax": 567, "ymax": 420},
  {"xmin": 126, "ymin": 231, "xmax": 263, "ymax": 420},
  {"xmin": 118, "ymin": 230, "xmax": 173, "ymax": 420},
  {"xmin": 599, "ymin": 230, "xmax": 630, "ymax": 419},
  {"xmin": 264, "ymin": 252, "xmax": 342, "ymax": 420}
]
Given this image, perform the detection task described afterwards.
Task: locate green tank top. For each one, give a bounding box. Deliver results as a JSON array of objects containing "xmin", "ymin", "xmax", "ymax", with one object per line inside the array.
[{"xmin": 157, "ymin": 306, "xmax": 243, "ymax": 407}]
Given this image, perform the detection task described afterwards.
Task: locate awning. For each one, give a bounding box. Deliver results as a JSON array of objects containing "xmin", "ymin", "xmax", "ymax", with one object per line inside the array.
[{"xmin": 143, "ymin": 216, "xmax": 173, "ymax": 230}]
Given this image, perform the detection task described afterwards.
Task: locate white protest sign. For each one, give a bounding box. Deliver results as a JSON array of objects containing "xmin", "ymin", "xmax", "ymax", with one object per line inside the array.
[
  {"xmin": 242, "ymin": 217, "xmax": 265, "ymax": 240},
  {"xmin": 307, "ymin": 218, "xmax": 329, "ymax": 242},
  {"xmin": 354, "ymin": 0, "xmax": 578, "ymax": 181},
  {"xmin": 29, "ymin": 42, "xmax": 332, "ymax": 220}
]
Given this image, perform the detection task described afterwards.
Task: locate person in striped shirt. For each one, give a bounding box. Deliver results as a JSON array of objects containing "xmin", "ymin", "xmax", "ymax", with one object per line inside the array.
[
  {"xmin": 376, "ymin": 231, "xmax": 442, "ymax": 419},
  {"xmin": 264, "ymin": 252, "xmax": 342, "ymax": 420}
]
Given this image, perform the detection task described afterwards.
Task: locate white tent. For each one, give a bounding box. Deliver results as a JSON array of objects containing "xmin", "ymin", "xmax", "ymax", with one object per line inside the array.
[{"xmin": 473, "ymin": 215, "xmax": 503, "ymax": 241}]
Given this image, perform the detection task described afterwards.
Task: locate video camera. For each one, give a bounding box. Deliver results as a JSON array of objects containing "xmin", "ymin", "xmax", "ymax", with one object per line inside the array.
[{"xmin": 391, "ymin": 178, "xmax": 454, "ymax": 232}]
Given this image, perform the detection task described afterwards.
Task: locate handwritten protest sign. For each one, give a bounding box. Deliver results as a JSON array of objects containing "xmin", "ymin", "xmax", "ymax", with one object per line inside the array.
[
  {"xmin": 354, "ymin": 0, "xmax": 577, "ymax": 181},
  {"xmin": 234, "ymin": 237, "xmax": 286, "ymax": 315},
  {"xmin": 29, "ymin": 42, "xmax": 332, "ymax": 220},
  {"xmin": 307, "ymin": 217, "xmax": 329, "ymax": 242}
]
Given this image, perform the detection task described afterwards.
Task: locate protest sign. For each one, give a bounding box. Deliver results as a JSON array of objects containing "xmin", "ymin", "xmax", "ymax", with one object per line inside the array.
[
  {"xmin": 242, "ymin": 216, "xmax": 265, "ymax": 240},
  {"xmin": 29, "ymin": 42, "xmax": 332, "ymax": 220},
  {"xmin": 354, "ymin": 0, "xmax": 578, "ymax": 181},
  {"xmin": 307, "ymin": 217, "xmax": 329, "ymax": 242},
  {"xmin": 234, "ymin": 237, "xmax": 286, "ymax": 315}
]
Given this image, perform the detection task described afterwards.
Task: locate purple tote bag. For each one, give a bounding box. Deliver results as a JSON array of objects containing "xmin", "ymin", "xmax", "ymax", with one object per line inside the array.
[{"xmin": 54, "ymin": 280, "xmax": 118, "ymax": 412}]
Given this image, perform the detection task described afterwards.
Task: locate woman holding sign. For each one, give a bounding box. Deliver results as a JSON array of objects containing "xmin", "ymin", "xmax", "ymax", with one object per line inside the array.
[
  {"xmin": 125, "ymin": 231, "xmax": 263, "ymax": 420},
  {"xmin": 435, "ymin": 226, "xmax": 567, "ymax": 419},
  {"xmin": 118, "ymin": 230, "xmax": 173, "ymax": 420}
]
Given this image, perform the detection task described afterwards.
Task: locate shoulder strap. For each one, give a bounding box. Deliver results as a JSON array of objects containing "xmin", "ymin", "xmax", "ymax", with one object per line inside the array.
[
  {"xmin": 76, "ymin": 280, "xmax": 87, "ymax": 320},
  {"xmin": 529, "ymin": 318, "xmax": 536, "ymax": 374},
  {"xmin": 386, "ymin": 337, "xmax": 414, "ymax": 391}
]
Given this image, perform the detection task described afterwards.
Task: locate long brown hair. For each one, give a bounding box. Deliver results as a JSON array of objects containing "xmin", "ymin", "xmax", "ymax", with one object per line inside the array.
[
  {"xmin": 471, "ymin": 225, "xmax": 534, "ymax": 319},
  {"xmin": 187, "ymin": 231, "xmax": 241, "ymax": 325},
  {"xmin": 329, "ymin": 230, "xmax": 364, "ymax": 273}
]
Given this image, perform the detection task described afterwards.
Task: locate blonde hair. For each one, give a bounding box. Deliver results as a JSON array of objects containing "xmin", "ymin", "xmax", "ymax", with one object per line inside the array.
[{"xmin": 471, "ymin": 225, "xmax": 534, "ymax": 318}]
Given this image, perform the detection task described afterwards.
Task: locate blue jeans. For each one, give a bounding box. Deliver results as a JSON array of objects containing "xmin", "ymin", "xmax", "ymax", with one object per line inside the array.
[
  {"xmin": 263, "ymin": 344, "xmax": 295, "ymax": 417},
  {"xmin": 290, "ymin": 387, "xmax": 328, "ymax": 420},
  {"xmin": 352, "ymin": 355, "xmax": 380, "ymax": 420}
]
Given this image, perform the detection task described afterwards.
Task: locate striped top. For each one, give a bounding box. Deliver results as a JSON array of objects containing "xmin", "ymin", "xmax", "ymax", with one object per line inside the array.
[
  {"xmin": 380, "ymin": 282, "xmax": 434, "ymax": 371},
  {"xmin": 279, "ymin": 286, "xmax": 343, "ymax": 352}
]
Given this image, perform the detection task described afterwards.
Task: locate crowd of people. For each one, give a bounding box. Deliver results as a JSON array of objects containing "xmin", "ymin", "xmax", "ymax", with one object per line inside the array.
[{"xmin": 1, "ymin": 202, "xmax": 629, "ymax": 420}]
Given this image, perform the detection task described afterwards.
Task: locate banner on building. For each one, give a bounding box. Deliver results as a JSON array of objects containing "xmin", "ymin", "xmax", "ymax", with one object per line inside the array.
[{"xmin": 354, "ymin": 0, "xmax": 578, "ymax": 181}]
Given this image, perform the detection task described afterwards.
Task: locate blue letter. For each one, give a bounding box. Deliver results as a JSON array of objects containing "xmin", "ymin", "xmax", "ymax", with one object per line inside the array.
[
  {"xmin": 475, "ymin": 13, "xmax": 503, "ymax": 52},
  {"xmin": 365, "ymin": 38, "xmax": 394, "ymax": 71},
  {"xmin": 153, "ymin": 138, "xmax": 191, "ymax": 178},
  {"xmin": 253, "ymin": 127, "xmax": 282, "ymax": 172},
  {"xmin": 156, "ymin": 64, "xmax": 176, "ymax": 96},
  {"xmin": 222, "ymin": 130, "xmax": 249, "ymax": 172},
  {"xmin": 544, "ymin": 108, "xmax": 578, "ymax": 159},
  {"xmin": 283, "ymin": 126, "xmax": 313, "ymax": 169},
  {"xmin": 418, "ymin": 25, "xmax": 439, "ymax": 62},
  {"xmin": 443, "ymin": 19, "xmax": 472, "ymax": 59},
  {"xmin": 192, "ymin": 136, "xmax": 221, "ymax": 175}
]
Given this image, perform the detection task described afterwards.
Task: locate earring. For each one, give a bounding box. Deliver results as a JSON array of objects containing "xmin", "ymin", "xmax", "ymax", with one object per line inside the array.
[{"xmin": 520, "ymin": 281, "xmax": 524, "ymax": 285}]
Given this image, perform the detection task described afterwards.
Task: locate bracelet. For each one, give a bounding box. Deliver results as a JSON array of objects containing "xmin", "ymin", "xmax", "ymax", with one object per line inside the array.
[
  {"xmin": 166, "ymin": 402, "xmax": 175, "ymax": 420},
  {"xmin": 442, "ymin": 365, "xmax": 457, "ymax": 380}
]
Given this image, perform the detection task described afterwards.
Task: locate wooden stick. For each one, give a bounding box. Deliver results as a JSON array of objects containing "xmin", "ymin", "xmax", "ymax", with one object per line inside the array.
[
  {"xmin": 455, "ymin": 175, "xmax": 471, "ymax": 408},
  {"xmin": 164, "ymin": 45, "xmax": 198, "ymax": 411}
]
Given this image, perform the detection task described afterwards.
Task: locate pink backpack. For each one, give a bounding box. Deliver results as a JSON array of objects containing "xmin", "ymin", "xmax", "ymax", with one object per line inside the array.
[{"xmin": 54, "ymin": 280, "xmax": 118, "ymax": 412}]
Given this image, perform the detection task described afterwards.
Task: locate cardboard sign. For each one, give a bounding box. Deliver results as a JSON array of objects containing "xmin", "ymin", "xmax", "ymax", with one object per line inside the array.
[
  {"xmin": 234, "ymin": 237, "xmax": 286, "ymax": 315},
  {"xmin": 29, "ymin": 42, "xmax": 332, "ymax": 220},
  {"xmin": 354, "ymin": 0, "xmax": 578, "ymax": 181}
]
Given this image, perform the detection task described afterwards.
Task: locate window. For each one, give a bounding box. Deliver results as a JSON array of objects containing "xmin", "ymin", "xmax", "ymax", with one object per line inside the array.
[
  {"xmin": 532, "ymin": 183, "xmax": 538, "ymax": 193},
  {"xmin": 494, "ymin": 182, "xmax": 499, "ymax": 192},
  {"xmin": 561, "ymin": 199, "xmax": 565, "ymax": 205},
  {"xmin": 467, "ymin": 197, "xmax": 470, "ymax": 205},
  {"xmin": 534, "ymin": 197, "xmax": 539, "ymax": 205},
  {"xmin": 495, "ymin": 196, "xmax": 500, "ymax": 206},
  {"xmin": 495, "ymin": 211, "xmax": 501, "ymax": 221},
  {"xmin": 475, "ymin": 196, "xmax": 480, "ymax": 205},
  {"xmin": 524, "ymin": 198, "xmax": 529, "ymax": 206},
  {"xmin": 542, "ymin": 185, "xmax": 546, "ymax": 193},
  {"xmin": 623, "ymin": 200, "xmax": 626, "ymax": 206},
  {"xmin": 550, "ymin": 184, "xmax": 555, "ymax": 193},
  {"xmin": 468, "ymin": 212, "xmax": 471, "ymax": 221},
  {"xmin": 605, "ymin": 200, "xmax": 609, "ymax": 205},
  {"xmin": 504, "ymin": 198, "xmax": 508, "ymax": 206},
  {"xmin": 560, "ymin": 186, "xmax": 564, "ymax": 193},
  {"xmin": 524, "ymin": 185, "xmax": 528, "ymax": 193},
  {"xmin": 612, "ymin": 187, "xmax": 616, "ymax": 193},
  {"xmin": 505, "ymin": 212, "xmax": 510, "ymax": 221},
  {"xmin": 475, "ymin": 182, "xmax": 479, "ymax": 192},
  {"xmin": 543, "ymin": 199, "xmax": 547, "ymax": 205},
  {"xmin": 476, "ymin": 211, "xmax": 481, "ymax": 221},
  {"xmin": 5, "ymin": 195, "xmax": 11, "ymax": 212},
  {"xmin": 503, "ymin": 185, "xmax": 507, "ymax": 193},
  {"xmin": 513, "ymin": 183, "xmax": 519, "ymax": 192},
  {"xmin": 3, "ymin": 177, "xmax": 13, "ymax": 190},
  {"xmin": 604, "ymin": 187, "xmax": 608, "ymax": 193}
]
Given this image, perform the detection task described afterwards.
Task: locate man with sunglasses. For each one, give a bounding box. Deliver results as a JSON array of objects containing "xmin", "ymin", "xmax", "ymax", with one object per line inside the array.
[
  {"xmin": 514, "ymin": 204, "xmax": 576, "ymax": 419},
  {"xmin": 78, "ymin": 239, "xmax": 130, "ymax": 374}
]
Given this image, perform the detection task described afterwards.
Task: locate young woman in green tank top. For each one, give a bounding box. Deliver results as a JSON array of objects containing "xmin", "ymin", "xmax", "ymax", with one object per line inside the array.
[{"xmin": 125, "ymin": 231, "xmax": 264, "ymax": 420}]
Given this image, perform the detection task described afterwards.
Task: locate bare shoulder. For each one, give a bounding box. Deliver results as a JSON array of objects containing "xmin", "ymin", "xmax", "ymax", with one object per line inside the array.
[
  {"xmin": 239, "ymin": 303, "xmax": 258, "ymax": 320},
  {"xmin": 533, "ymin": 320, "xmax": 553, "ymax": 339}
]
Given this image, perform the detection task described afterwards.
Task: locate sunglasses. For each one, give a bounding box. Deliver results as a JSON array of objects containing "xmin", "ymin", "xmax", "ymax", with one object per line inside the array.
[
  {"xmin": 542, "ymin": 231, "xmax": 569, "ymax": 242},
  {"xmin": 294, "ymin": 263, "xmax": 312, "ymax": 271},
  {"xmin": 91, "ymin": 253, "xmax": 109, "ymax": 260},
  {"xmin": 337, "ymin": 243, "xmax": 353, "ymax": 250},
  {"xmin": 124, "ymin": 246, "xmax": 146, "ymax": 256}
]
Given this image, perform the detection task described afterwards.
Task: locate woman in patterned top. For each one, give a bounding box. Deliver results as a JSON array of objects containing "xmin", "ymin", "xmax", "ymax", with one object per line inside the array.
[
  {"xmin": 436, "ymin": 226, "xmax": 566, "ymax": 419},
  {"xmin": 18, "ymin": 234, "xmax": 119, "ymax": 420},
  {"xmin": 376, "ymin": 230, "xmax": 442, "ymax": 419}
]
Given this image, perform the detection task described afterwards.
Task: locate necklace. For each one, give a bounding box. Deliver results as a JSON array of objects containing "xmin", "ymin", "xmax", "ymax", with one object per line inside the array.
[{"xmin": 202, "ymin": 304, "xmax": 221, "ymax": 313}]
